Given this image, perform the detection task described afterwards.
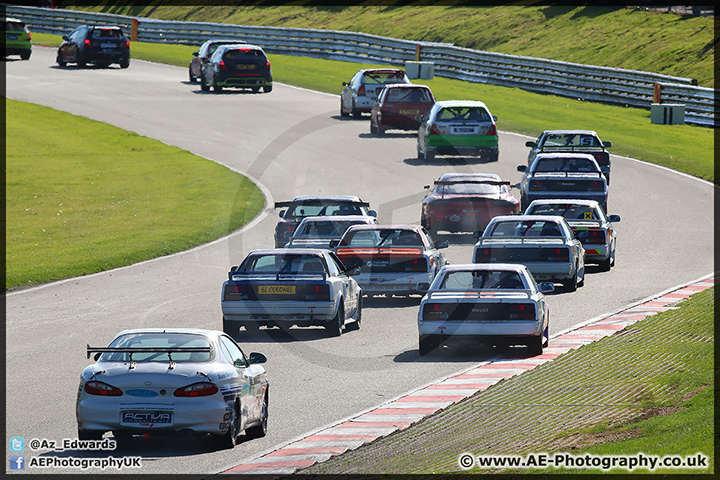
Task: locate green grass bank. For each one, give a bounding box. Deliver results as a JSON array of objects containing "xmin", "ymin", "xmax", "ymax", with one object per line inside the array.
[
  {"xmin": 299, "ymin": 287, "xmax": 715, "ymax": 475},
  {"xmin": 5, "ymin": 100, "xmax": 264, "ymax": 289}
]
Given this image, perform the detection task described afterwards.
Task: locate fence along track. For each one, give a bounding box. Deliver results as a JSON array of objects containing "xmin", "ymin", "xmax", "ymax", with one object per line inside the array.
[{"xmin": 7, "ymin": 5, "xmax": 716, "ymax": 127}]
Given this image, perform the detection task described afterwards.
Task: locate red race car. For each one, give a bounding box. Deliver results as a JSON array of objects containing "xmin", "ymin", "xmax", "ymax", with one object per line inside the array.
[
  {"xmin": 370, "ymin": 84, "xmax": 435, "ymax": 135},
  {"xmin": 421, "ymin": 173, "xmax": 520, "ymax": 235}
]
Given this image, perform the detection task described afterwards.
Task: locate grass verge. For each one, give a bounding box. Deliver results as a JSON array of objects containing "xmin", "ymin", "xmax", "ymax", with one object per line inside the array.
[
  {"xmin": 298, "ymin": 287, "xmax": 714, "ymax": 474},
  {"xmin": 5, "ymin": 99, "xmax": 264, "ymax": 289},
  {"xmin": 31, "ymin": 33, "xmax": 715, "ymax": 183}
]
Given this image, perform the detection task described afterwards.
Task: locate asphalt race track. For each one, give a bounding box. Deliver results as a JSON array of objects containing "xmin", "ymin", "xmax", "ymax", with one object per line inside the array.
[{"xmin": 5, "ymin": 47, "xmax": 715, "ymax": 475}]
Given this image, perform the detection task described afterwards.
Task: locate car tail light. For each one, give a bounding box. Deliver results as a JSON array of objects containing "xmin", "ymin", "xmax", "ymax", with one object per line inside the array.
[
  {"xmin": 358, "ymin": 85, "xmax": 366, "ymax": 96},
  {"xmin": 429, "ymin": 123, "xmax": 440, "ymax": 135},
  {"xmin": 224, "ymin": 283, "xmax": 249, "ymax": 301},
  {"xmin": 487, "ymin": 123, "xmax": 497, "ymax": 135},
  {"xmin": 589, "ymin": 181, "xmax": 605, "ymax": 191},
  {"xmin": 27, "ymin": 32, "xmax": 32, "ymax": 40},
  {"xmin": 381, "ymin": 108, "xmax": 392, "ymax": 116},
  {"xmin": 124, "ymin": 40, "xmax": 130, "ymax": 49},
  {"xmin": 174, "ymin": 382, "xmax": 219, "ymax": 397},
  {"xmin": 474, "ymin": 248, "xmax": 492, "ymax": 262},
  {"xmin": 84, "ymin": 38, "xmax": 91, "ymax": 47},
  {"xmin": 219, "ymin": 60, "xmax": 227, "ymax": 71},
  {"xmin": 508, "ymin": 303, "xmax": 536, "ymax": 320},
  {"xmin": 422, "ymin": 303, "xmax": 453, "ymax": 319},
  {"xmin": 305, "ymin": 284, "xmax": 330, "ymax": 301},
  {"xmin": 583, "ymin": 229, "xmax": 606, "ymax": 244},
  {"xmin": 84, "ymin": 381, "xmax": 123, "ymax": 396},
  {"xmin": 404, "ymin": 257, "xmax": 428, "ymax": 272},
  {"xmin": 541, "ymin": 248, "xmax": 570, "ymax": 261},
  {"xmin": 529, "ymin": 180, "xmax": 543, "ymax": 191},
  {"xmin": 264, "ymin": 61, "xmax": 271, "ymax": 71}
]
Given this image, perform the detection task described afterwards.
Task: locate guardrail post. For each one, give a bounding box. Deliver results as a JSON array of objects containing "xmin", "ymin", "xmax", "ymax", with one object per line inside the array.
[
  {"xmin": 131, "ymin": 18, "xmax": 138, "ymax": 42},
  {"xmin": 415, "ymin": 43, "xmax": 420, "ymax": 62},
  {"xmin": 653, "ymin": 82, "xmax": 662, "ymax": 103}
]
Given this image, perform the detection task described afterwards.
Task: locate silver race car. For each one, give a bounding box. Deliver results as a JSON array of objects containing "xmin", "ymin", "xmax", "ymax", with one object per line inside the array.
[{"xmin": 77, "ymin": 328, "xmax": 268, "ymax": 448}]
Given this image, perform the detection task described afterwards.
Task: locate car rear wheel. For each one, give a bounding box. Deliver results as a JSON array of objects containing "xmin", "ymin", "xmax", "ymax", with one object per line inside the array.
[
  {"xmin": 527, "ymin": 335, "xmax": 543, "ymax": 356},
  {"xmin": 213, "ymin": 81, "xmax": 223, "ymax": 93},
  {"xmin": 598, "ymin": 256, "xmax": 612, "ymax": 272},
  {"xmin": 340, "ymin": 100, "xmax": 349, "ymax": 117},
  {"xmin": 119, "ymin": 60, "xmax": 129, "ymax": 69},
  {"xmin": 326, "ymin": 303, "xmax": 344, "ymax": 337},
  {"xmin": 419, "ymin": 335, "xmax": 440, "ymax": 355},
  {"xmin": 351, "ymin": 101, "xmax": 361, "ymax": 118},
  {"xmin": 21, "ymin": 52, "xmax": 31, "ymax": 61},
  {"xmin": 78, "ymin": 429, "xmax": 103, "ymax": 440},
  {"xmin": 200, "ymin": 78, "xmax": 210, "ymax": 92},
  {"xmin": 346, "ymin": 296, "xmax": 362, "ymax": 331},
  {"xmin": 245, "ymin": 392, "xmax": 268, "ymax": 439},
  {"xmin": 215, "ymin": 403, "xmax": 239, "ymax": 449},
  {"xmin": 563, "ymin": 267, "xmax": 579, "ymax": 292},
  {"xmin": 56, "ymin": 51, "xmax": 66, "ymax": 67},
  {"xmin": 263, "ymin": 85, "xmax": 272, "ymax": 93}
]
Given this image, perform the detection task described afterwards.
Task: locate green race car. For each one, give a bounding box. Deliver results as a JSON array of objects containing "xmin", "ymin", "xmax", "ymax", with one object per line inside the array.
[
  {"xmin": 3, "ymin": 18, "xmax": 32, "ymax": 60},
  {"xmin": 417, "ymin": 100, "xmax": 499, "ymax": 162}
]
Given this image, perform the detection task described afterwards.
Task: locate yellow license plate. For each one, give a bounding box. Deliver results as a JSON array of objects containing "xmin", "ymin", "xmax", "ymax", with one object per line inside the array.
[
  {"xmin": 258, "ymin": 285, "xmax": 295, "ymax": 295},
  {"xmin": 400, "ymin": 109, "xmax": 420, "ymax": 114},
  {"xmin": 236, "ymin": 64, "xmax": 254, "ymax": 70}
]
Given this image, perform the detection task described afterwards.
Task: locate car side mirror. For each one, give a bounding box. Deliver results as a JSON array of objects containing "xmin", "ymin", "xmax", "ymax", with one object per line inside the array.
[
  {"xmin": 329, "ymin": 239, "xmax": 340, "ymax": 248},
  {"xmin": 473, "ymin": 230, "xmax": 483, "ymax": 239},
  {"xmin": 603, "ymin": 141, "xmax": 612, "ymax": 148},
  {"xmin": 601, "ymin": 166, "xmax": 610, "ymax": 173},
  {"xmin": 278, "ymin": 210, "xmax": 286, "ymax": 218},
  {"xmin": 192, "ymin": 51, "xmax": 198, "ymax": 56},
  {"xmin": 62, "ymin": 35, "xmax": 69, "ymax": 41},
  {"xmin": 415, "ymin": 114, "xmax": 424, "ymax": 122},
  {"xmin": 283, "ymin": 231, "xmax": 293, "ymax": 239},
  {"xmin": 248, "ymin": 352, "xmax": 267, "ymax": 364},
  {"xmin": 342, "ymin": 82, "xmax": 348, "ymax": 86},
  {"xmin": 608, "ymin": 215, "xmax": 621, "ymax": 222},
  {"xmin": 424, "ymin": 184, "xmax": 431, "ymax": 190},
  {"xmin": 368, "ymin": 210, "xmax": 377, "ymax": 217},
  {"xmin": 517, "ymin": 165, "xmax": 527, "ymax": 172},
  {"xmin": 94, "ymin": 352, "xmax": 102, "ymax": 361},
  {"xmin": 346, "ymin": 266, "xmax": 361, "ymax": 276},
  {"xmin": 492, "ymin": 115, "xmax": 498, "ymax": 121},
  {"xmin": 436, "ymin": 240, "xmax": 449, "ymax": 249},
  {"xmin": 575, "ymin": 231, "xmax": 589, "ymax": 240},
  {"xmin": 539, "ymin": 282, "xmax": 555, "ymax": 293},
  {"xmin": 525, "ymin": 141, "xmax": 536, "ymax": 148},
  {"xmin": 416, "ymin": 282, "xmax": 430, "ymax": 291}
]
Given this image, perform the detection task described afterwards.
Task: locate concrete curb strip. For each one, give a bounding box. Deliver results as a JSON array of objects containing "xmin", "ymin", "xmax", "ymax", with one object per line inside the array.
[{"xmin": 214, "ymin": 275, "xmax": 715, "ymax": 476}]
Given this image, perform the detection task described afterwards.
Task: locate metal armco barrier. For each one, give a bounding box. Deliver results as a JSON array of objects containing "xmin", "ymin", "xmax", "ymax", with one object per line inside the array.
[{"xmin": 6, "ymin": 4, "xmax": 716, "ymax": 127}]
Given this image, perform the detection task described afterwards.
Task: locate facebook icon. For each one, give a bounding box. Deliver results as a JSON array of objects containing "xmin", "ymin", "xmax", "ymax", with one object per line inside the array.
[{"xmin": 9, "ymin": 455, "xmax": 25, "ymax": 470}]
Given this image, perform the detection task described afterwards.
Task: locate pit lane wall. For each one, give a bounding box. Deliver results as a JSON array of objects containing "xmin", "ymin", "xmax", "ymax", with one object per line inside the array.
[{"xmin": 5, "ymin": 4, "xmax": 716, "ymax": 127}]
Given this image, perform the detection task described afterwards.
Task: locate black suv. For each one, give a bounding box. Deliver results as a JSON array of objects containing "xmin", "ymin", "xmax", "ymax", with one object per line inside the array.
[
  {"xmin": 200, "ymin": 44, "xmax": 272, "ymax": 93},
  {"xmin": 57, "ymin": 25, "xmax": 130, "ymax": 68}
]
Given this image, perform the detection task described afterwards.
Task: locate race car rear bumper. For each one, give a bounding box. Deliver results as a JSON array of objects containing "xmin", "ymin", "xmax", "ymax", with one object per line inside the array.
[
  {"xmin": 418, "ymin": 319, "xmax": 543, "ymax": 338},
  {"xmin": 355, "ymin": 272, "xmax": 433, "ymax": 295},
  {"xmin": 222, "ymin": 300, "xmax": 337, "ymax": 322}
]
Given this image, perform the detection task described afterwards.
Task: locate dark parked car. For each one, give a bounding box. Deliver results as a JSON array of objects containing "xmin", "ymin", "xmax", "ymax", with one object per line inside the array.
[
  {"xmin": 57, "ymin": 25, "xmax": 130, "ymax": 68},
  {"xmin": 3, "ymin": 18, "xmax": 32, "ymax": 60},
  {"xmin": 200, "ymin": 44, "xmax": 272, "ymax": 93},
  {"xmin": 189, "ymin": 39, "xmax": 245, "ymax": 82},
  {"xmin": 370, "ymin": 84, "xmax": 435, "ymax": 135}
]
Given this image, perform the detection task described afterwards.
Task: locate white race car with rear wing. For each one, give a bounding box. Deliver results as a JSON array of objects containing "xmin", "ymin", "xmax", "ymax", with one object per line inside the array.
[
  {"xmin": 76, "ymin": 328, "xmax": 268, "ymax": 449},
  {"xmin": 332, "ymin": 224, "xmax": 449, "ymax": 296},
  {"xmin": 524, "ymin": 199, "xmax": 620, "ymax": 271},
  {"xmin": 221, "ymin": 249, "xmax": 362, "ymax": 336},
  {"xmin": 417, "ymin": 263, "xmax": 554, "ymax": 356},
  {"xmin": 473, "ymin": 215, "xmax": 585, "ymax": 292}
]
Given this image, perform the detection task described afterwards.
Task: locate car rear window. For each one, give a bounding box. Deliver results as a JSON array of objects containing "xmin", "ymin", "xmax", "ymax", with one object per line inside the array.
[
  {"xmin": 436, "ymin": 182, "xmax": 500, "ymax": 195},
  {"xmin": 343, "ymin": 229, "xmax": 422, "ymax": 247},
  {"xmin": 529, "ymin": 204, "xmax": 598, "ymax": 220},
  {"xmin": 544, "ymin": 134, "xmax": 600, "ymax": 147},
  {"xmin": 224, "ymin": 49, "xmax": 264, "ymax": 60},
  {"xmin": 242, "ymin": 254, "xmax": 327, "ymax": 273},
  {"xmin": 533, "ymin": 157, "xmax": 598, "ymax": 172},
  {"xmin": 437, "ymin": 107, "xmax": 491, "ymax": 122},
  {"xmin": 440, "ymin": 270, "xmax": 525, "ymax": 290},
  {"xmin": 386, "ymin": 88, "xmax": 432, "ymax": 103},
  {"xmin": 91, "ymin": 28, "xmax": 123, "ymax": 39},
  {"xmin": 287, "ymin": 202, "xmax": 363, "ymax": 219},
  {"xmin": 363, "ymin": 72, "xmax": 406, "ymax": 84},
  {"xmin": 102, "ymin": 333, "xmax": 213, "ymax": 363},
  {"xmin": 5, "ymin": 21, "xmax": 26, "ymax": 32},
  {"xmin": 487, "ymin": 220, "xmax": 563, "ymax": 237}
]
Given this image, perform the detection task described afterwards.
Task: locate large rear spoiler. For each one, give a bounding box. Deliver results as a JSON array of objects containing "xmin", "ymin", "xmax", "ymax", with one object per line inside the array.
[
  {"xmin": 426, "ymin": 290, "xmax": 532, "ymax": 299},
  {"xmin": 86, "ymin": 345, "xmax": 211, "ymax": 369},
  {"xmin": 434, "ymin": 180, "xmax": 510, "ymax": 186}
]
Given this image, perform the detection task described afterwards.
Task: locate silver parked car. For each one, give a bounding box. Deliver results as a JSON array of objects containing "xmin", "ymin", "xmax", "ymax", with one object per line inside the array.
[
  {"xmin": 474, "ymin": 215, "xmax": 585, "ymax": 292},
  {"xmin": 77, "ymin": 328, "xmax": 268, "ymax": 448},
  {"xmin": 417, "ymin": 263, "xmax": 554, "ymax": 355}
]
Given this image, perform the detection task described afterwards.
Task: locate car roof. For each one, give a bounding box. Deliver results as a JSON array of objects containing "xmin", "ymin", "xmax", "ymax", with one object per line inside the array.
[
  {"xmin": 290, "ymin": 195, "xmax": 364, "ymax": 202},
  {"xmin": 87, "ymin": 25, "xmax": 123, "ymax": 30},
  {"xmin": 543, "ymin": 129, "xmax": 599, "ymax": 136},
  {"xmin": 533, "ymin": 152, "xmax": 598, "ymax": 161},
  {"xmin": 205, "ymin": 39, "xmax": 246, "ymax": 44},
  {"xmin": 440, "ymin": 263, "xmax": 528, "ymax": 274},
  {"xmin": 437, "ymin": 172, "xmax": 502, "ymax": 182},
  {"xmin": 434, "ymin": 100, "xmax": 490, "ymax": 109},
  {"xmin": 528, "ymin": 199, "xmax": 601, "ymax": 207},
  {"xmin": 490, "ymin": 214, "xmax": 567, "ymax": 223},
  {"xmin": 216, "ymin": 44, "xmax": 264, "ymax": 52},
  {"xmin": 382, "ymin": 83, "xmax": 430, "ymax": 89},
  {"xmin": 112, "ymin": 327, "xmax": 223, "ymax": 338},
  {"xmin": 298, "ymin": 215, "xmax": 376, "ymax": 223},
  {"xmin": 248, "ymin": 248, "xmax": 328, "ymax": 256},
  {"xmin": 345, "ymin": 224, "xmax": 422, "ymax": 231},
  {"xmin": 361, "ymin": 68, "xmax": 406, "ymax": 74}
]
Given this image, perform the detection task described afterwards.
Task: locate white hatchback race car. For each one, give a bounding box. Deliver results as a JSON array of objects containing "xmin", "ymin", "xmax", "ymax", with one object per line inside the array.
[{"xmin": 77, "ymin": 328, "xmax": 269, "ymax": 449}]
